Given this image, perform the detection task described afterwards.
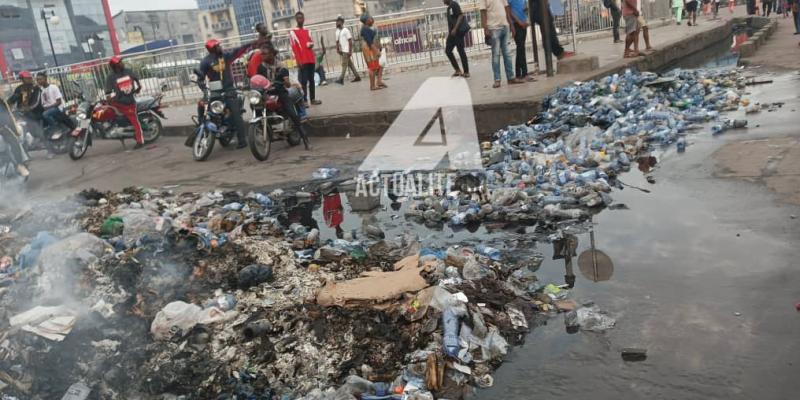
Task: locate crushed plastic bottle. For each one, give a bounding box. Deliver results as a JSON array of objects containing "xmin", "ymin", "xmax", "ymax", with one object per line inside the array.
[{"xmin": 312, "ymin": 168, "xmax": 340, "ymax": 180}]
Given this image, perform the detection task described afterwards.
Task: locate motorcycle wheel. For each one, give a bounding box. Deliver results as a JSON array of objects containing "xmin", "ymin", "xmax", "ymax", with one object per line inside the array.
[
  {"xmin": 193, "ymin": 127, "xmax": 216, "ymax": 161},
  {"xmin": 142, "ymin": 115, "xmax": 162, "ymax": 144},
  {"xmin": 248, "ymin": 122, "xmax": 272, "ymax": 162},
  {"xmin": 68, "ymin": 131, "xmax": 90, "ymax": 161}
]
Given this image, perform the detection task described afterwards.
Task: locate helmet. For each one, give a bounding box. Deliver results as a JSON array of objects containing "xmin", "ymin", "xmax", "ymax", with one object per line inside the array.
[
  {"xmin": 19, "ymin": 71, "xmax": 32, "ymax": 79},
  {"xmin": 109, "ymin": 56, "xmax": 123, "ymax": 67},
  {"xmin": 249, "ymin": 74, "xmax": 270, "ymax": 90},
  {"xmin": 205, "ymin": 39, "xmax": 221, "ymax": 52}
]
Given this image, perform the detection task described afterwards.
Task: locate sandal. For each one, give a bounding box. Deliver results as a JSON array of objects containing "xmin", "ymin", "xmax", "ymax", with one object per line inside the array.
[
  {"xmin": 492, "ymin": 81, "xmax": 501, "ymax": 88},
  {"xmin": 452, "ymin": 71, "xmax": 463, "ymax": 77},
  {"xmin": 463, "ymin": 73, "xmax": 470, "ymax": 78},
  {"xmin": 378, "ymin": 83, "xmax": 388, "ymax": 88}
]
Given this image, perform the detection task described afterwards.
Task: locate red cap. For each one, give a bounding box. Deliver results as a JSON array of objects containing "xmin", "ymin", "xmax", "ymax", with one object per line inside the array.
[
  {"xmin": 205, "ymin": 39, "xmax": 221, "ymax": 52},
  {"xmin": 109, "ymin": 55, "xmax": 123, "ymax": 66},
  {"xmin": 19, "ymin": 71, "xmax": 32, "ymax": 79}
]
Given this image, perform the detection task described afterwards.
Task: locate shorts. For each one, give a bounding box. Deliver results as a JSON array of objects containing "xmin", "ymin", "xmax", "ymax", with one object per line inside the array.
[
  {"xmin": 624, "ymin": 15, "xmax": 640, "ymax": 35},
  {"xmin": 686, "ymin": 1, "xmax": 699, "ymax": 12}
]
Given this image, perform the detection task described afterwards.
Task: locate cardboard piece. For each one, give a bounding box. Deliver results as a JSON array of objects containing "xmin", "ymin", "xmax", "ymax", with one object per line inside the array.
[{"xmin": 316, "ymin": 255, "xmax": 431, "ymax": 307}]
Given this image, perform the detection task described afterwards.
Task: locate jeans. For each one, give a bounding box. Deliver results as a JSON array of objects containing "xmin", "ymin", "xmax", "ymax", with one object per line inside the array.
[
  {"xmin": 490, "ymin": 27, "xmax": 514, "ymax": 82},
  {"xmin": 445, "ymin": 33, "xmax": 469, "ymax": 74},
  {"xmin": 762, "ymin": 0, "xmax": 773, "ymax": 15},
  {"xmin": 297, "ymin": 63, "xmax": 316, "ymax": 102},
  {"xmin": 794, "ymin": 11, "xmax": 800, "ymax": 33},
  {"xmin": 512, "ymin": 22, "xmax": 528, "ymax": 78},
  {"xmin": 224, "ymin": 91, "xmax": 247, "ymax": 145},
  {"xmin": 610, "ymin": 5, "xmax": 622, "ymax": 42},
  {"xmin": 42, "ymin": 107, "xmax": 74, "ymax": 130}
]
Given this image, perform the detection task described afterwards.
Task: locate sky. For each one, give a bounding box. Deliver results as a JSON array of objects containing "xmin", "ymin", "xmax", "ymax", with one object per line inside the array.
[{"xmin": 109, "ymin": 0, "xmax": 198, "ymax": 14}]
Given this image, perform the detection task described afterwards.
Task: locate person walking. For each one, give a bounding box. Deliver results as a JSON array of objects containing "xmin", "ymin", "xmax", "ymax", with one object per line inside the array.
[
  {"xmin": 509, "ymin": 0, "xmax": 535, "ymax": 81},
  {"xmin": 290, "ymin": 11, "xmax": 321, "ymax": 106},
  {"xmin": 729, "ymin": 0, "xmax": 736, "ymax": 13},
  {"xmin": 763, "ymin": 0, "xmax": 774, "ymax": 15},
  {"xmin": 360, "ymin": 14, "xmax": 387, "ymax": 91},
  {"xmin": 105, "ymin": 56, "xmax": 144, "ymax": 149},
  {"xmin": 606, "ymin": 0, "xmax": 624, "ymax": 43},
  {"xmin": 623, "ymin": 0, "xmax": 641, "ymax": 57},
  {"xmin": 673, "ymin": 0, "xmax": 685, "ymax": 24},
  {"xmin": 335, "ymin": 16, "xmax": 361, "ymax": 85},
  {"xmin": 685, "ymin": 0, "xmax": 699, "ymax": 25},
  {"xmin": 793, "ymin": 0, "xmax": 800, "ymax": 33},
  {"xmin": 444, "ymin": 0, "xmax": 470, "ymax": 78},
  {"xmin": 481, "ymin": 0, "xmax": 525, "ymax": 88}
]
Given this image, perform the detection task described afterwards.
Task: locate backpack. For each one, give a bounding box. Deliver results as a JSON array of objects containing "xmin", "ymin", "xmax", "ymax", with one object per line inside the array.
[{"xmin": 603, "ymin": 0, "xmax": 613, "ymax": 8}]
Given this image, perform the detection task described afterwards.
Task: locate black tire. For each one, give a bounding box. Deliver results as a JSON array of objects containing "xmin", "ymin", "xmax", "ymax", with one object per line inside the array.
[
  {"xmin": 193, "ymin": 127, "xmax": 216, "ymax": 161},
  {"xmin": 286, "ymin": 122, "xmax": 302, "ymax": 147},
  {"xmin": 218, "ymin": 136, "xmax": 233, "ymax": 148},
  {"xmin": 141, "ymin": 115, "xmax": 162, "ymax": 144},
  {"xmin": 68, "ymin": 131, "xmax": 89, "ymax": 160},
  {"xmin": 248, "ymin": 121, "xmax": 272, "ymax": 161}
]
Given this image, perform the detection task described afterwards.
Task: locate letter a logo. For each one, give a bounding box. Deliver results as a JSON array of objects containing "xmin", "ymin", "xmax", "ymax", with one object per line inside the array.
[{"xmin": 358, "ymin": 77, "xmax": 482, "ymax": 173}]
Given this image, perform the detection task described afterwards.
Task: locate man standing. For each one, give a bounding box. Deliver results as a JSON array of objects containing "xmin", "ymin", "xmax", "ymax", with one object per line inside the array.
[
  {"xmin": 36, "ymin": 72, "xmax": 75, "ymax": 131},
  {"xmin": 508, "ymin": 0, "xmax": 535, "ymax": 81},
  {"xmin": 105, "ymin": 56, "xmax": 144, "ymax": 149},
  {"xmin": 673, "ymin": 0, "xmax": 684, "ymax": 24},
  {"xmin": 198, "ymin": 36, "xmax": 261, "ymax": 148},
  {"xmin": 685, "ymin": 0, "xmax": 699, "ymax": 25},
  {"xmin": 481, "ymin": 0, "xmax": 525, "ymax": 88},
  {"xmin": 637, "ymin": 0, "xmax": 654, "ymax": 51},
  {"xmin": 290, "ymin": 12, "xmax": 321, "ymax": 106},
  {"xmin": 531, "ymin": 0, "xmax": 575, "ymax": 60},
  {"xmin": 335, "ymin": 16, "xmax": 361, "ymax": 85},
  {"xmin": 444, "ymin": 0, "xmax": 471, "ymax": 78},
  {"xmin": 257, "ymin": 44, "xmax": 311, "ymax": 150},
  {"xmin": 622, "ymin": 0, "xmax": 641, "ymax": 57},
  {"xmin": 606, "ymin": 0, "xmax": 623, "ymax": 43}
]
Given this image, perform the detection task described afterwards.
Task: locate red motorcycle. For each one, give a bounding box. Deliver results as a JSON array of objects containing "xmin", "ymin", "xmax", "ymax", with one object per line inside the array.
[{"xmin": 68, "ymin": 82, "xmax": 165, "ymax": 160}]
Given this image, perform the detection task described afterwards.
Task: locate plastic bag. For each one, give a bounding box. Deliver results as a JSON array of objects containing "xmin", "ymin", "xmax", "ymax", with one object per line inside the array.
[
  {"xmin": 565, "ymin": 306, "xmax": 616, "ymax": 331},
  {"xmin": 151, "ymin": 301, "xmax": 202, "ymax": 340},
  {"xmin": 379, "ymin": 48, "xmax": 387, "ymax": 67}
]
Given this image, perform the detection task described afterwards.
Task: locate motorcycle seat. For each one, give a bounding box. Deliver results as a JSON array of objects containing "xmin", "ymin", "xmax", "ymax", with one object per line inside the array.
[{"xmin": 136, "ymin": 96, "xmax": 156, "ymax": 112}]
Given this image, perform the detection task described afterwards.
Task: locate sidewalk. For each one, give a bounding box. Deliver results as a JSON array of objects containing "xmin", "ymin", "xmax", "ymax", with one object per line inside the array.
[{"xmin": 162, "ymin": 6, "xmax": 750, "ymax": 136}]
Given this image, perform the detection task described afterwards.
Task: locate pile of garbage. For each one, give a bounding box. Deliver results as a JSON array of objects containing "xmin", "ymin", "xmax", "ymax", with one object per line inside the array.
[
  {"xmin": 405, "ymin": 68, "xmax": 755, "ymax": 227},
  {"xmin": 0, "ymin": 185, "xmax": 616, "ymax": 399}
]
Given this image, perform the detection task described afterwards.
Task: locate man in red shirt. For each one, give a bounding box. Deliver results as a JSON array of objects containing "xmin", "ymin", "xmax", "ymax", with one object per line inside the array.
[{"xmin": 290, "ymin": 11, "xmax": 321, "ymax": 107}]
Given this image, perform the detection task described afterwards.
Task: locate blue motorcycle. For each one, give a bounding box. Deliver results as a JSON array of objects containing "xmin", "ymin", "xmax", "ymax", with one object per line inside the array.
[{"xmin": 189, "ymin": 84, "xmax": 246, "ymax": 162}]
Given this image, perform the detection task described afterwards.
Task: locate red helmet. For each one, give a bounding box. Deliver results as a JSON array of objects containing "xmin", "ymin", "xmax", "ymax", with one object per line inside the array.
[
  {"xmin": 205, "ymin": 39, "xmax": 221, "ymax": 52},
  {"xmin": 18, "ymin": 71, "xmax": 32, "ymax": 79},
  {"xmin": 109, "ymin": 56, "xmax": 123, "ymax": 67},
  {"xmin": 249, "ymin": 74, "xmax": 270, "ymax": 90}
]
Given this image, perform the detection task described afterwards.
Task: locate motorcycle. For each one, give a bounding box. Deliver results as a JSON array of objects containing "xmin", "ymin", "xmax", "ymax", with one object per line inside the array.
[
  {"xmin": 190, "ymin": 85, "xmax": 246, "ymax": 162},
  {"xmin": 246, "ymin": 79, "xmax": 307, "ymax": 162},
  {"xmin": 68, "ymin": 82, "xmax": 165, "ymax": 161}
]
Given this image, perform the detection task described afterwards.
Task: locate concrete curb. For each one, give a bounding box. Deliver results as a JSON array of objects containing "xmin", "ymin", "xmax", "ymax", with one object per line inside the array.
[{"xmin": 739, "ymin": 16, "xmax": 777, "ymax": 59}]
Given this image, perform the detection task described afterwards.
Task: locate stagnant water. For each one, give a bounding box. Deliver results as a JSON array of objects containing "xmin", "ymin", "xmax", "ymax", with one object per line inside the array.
[{"xmin": 285, "ymin": 43, "xmax": 800, "ymax": 398}]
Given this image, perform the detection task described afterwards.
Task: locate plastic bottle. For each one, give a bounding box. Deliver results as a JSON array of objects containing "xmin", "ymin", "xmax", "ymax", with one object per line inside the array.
[
  {"xmin": 476, "ymin": 244, "xmax": 501, "ymax": 261},
  {"xmin": 676, "ymin": 137, "xmax": 687, "ymax": 153},
  {"xmin": 442, "ymin": 307, "xmax": 462, "ymax": 357}
]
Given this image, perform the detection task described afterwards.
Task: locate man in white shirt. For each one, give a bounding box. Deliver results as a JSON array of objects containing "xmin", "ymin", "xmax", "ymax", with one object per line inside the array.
[
  {"xmin": 335, "ymin": 16, "xmax": 361, "ymax": 85},
  {"xmin": 481, "ymin": 0, "xmax": 525, "ymax": 88},
  {"xmin": 36, "ymin": 72, "xmax": 74, "ymax": 131}
]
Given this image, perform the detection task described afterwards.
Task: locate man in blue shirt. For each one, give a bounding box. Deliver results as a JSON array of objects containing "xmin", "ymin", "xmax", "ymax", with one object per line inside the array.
[{"xmin": 508, "ymin": 0, "xmax": 535, "ymax": 81}]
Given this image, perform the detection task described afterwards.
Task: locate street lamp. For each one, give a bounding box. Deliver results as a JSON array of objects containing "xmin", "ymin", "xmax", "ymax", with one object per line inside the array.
[{"xmin": 40, "ymin": 9, "xmax": 60, "ymax": 68}]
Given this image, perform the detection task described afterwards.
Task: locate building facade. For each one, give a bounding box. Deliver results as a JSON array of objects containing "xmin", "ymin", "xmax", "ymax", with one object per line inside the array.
[
  {"xmin": 113, "ymin": 9, "xmax": 208, "ymax": 52},
  {"xmin": 197, "ymin": 0, "xmax": 242, "ymax": 39},
  {"xmin": 0, "ymin": 0, "xmax": 119, "ymax": 77}
]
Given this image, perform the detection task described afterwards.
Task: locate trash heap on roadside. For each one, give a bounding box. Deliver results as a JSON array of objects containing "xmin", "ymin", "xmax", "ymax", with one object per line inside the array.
[
  {"xmin": 406, "ymin": 68, "xmax": 755, "ymax": 227},
  {"xmin": 0, "ymin": 185, "xmax": 616, "ymax": 400}
]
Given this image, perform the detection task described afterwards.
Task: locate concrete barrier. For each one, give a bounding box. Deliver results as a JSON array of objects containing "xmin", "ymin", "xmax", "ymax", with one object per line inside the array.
[
  {"xmin": 739, "ymin": 41, "xmax": 756, "ymax": 58},
  {"xmin": 557, "ymin": 55, "xmax": 600, "ymax": 75}
]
